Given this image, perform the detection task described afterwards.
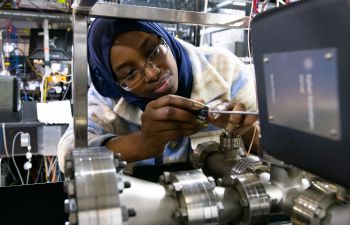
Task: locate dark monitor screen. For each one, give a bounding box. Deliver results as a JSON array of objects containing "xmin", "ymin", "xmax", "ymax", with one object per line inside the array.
[{"xmin": 29, "ymin": 28, "xmax": 73, "ymax": 61}]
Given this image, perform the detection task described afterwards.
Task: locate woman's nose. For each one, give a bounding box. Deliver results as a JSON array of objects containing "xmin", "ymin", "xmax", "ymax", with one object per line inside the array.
[{"xmin": 143, "ymin": 64, "xmax": 161, "ymax": 82}]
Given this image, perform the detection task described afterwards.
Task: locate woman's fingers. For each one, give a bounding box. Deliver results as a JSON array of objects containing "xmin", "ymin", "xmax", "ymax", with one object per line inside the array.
[{"xmin": 146, "ymin": 94, "xmax": 205, "ymax": 111}]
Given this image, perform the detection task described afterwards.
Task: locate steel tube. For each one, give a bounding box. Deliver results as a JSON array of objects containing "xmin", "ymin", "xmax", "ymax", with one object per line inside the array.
[{"xmin": 119, "ymin": 175, "xmax": 179, "ymax": 225}]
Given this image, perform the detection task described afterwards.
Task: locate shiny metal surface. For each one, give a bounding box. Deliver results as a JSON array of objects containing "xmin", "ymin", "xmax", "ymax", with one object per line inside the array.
[
  {"xmin": 161, "ymin": 170, "xmax": 222, "ymax": 225},
  {"xmin": 118, "ymin": 174, "xmax": 243, "ymax": 225},
  {"xmin": 191, "ymin": 141, "xmax": 220, "ymax": 172},
  {"xmin": 230, "ymin": 156, "xmax": 261, "ymax": 174},
  {"xmin": 76, "ymin": 0, "xmax": 98, "ymax": 11},
  {"xmin": 292, "ymin": 182, "xmax": 337, "ymax": 225},
  {"xmin": 214, "ymin": 186, "xmax": 243, "ymax": 224},
  {"xmin": 0, "ymin": 9, "xmax": 71, "ymax": 21},
  {"xmin": 89, "ymin": 3, "xmax": 247, "ymax": 28},
  {"xmin": 219, "ymin": 133, "xmax": 240, "ymax": 159},
  {"xmin": 119, "ymin": 174, "xmax": 179, "ymax": 225},
  {"xmin": 210, "ymin": 110, "xmax": 259, "ymax": 115},
  {"xmin": 64, "ymin": 147, "xmax": 130, "ymax": 225},
  {"xmin": 221, "ymin": 173, "xmax": 270, "ymax": 225},
  {"xmin": 73, "ymin": 15, "xmax": 88, "ymax": 148}
]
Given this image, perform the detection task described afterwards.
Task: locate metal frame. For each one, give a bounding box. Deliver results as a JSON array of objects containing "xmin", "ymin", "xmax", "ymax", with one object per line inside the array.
[{"xmin": 73, "ymin": 1, "xmax": 248, "ymax": 148}]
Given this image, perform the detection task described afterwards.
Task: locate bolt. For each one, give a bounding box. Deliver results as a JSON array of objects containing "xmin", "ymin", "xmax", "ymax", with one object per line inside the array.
[
  {"xmin": 269, "ymin": 116, "xmax": 274, "ymax": 121},
  {"xmin": 264, "ymin": 57, "xmax": 269, "ymax": 63},
  {"xmin": 314, "ymin": 208, "xmax": 326, "ymax": 218},
  {"xmin": 173, "ymin": 183, "xmax": 182, "ymax": 192},
  {"xmin": 330, "ymin": 129, "xmax": 338, "ymax": 136},
  {"xmin": 173, "ymin": 208, "xmax": 187, "ymax": 220},
  {"xmin": 207, "ymin": 176, "xmax": 216, "ymax": 189},
  {"xmin": 69, "ymin": 212, "xmax": 77, "ymax": 225},
  {"xmin": 64, "ymin": 181, "xmax": 75, "ymax": 196},
  {"xmin": 64, "ymin": 199, "xmax": 70, "ymax": 213},
  {"xmin": 65, "ymin": 222, "xmax": 70, "ymax": 225},
  {"xmin": 64, "ymin": 161, "xmax": 74, "ymax": 179},
  {"xmin": 128, "ymin": 208, "xmax": 136, "ymax": 217},
  {"xmin": 160, "ymin": 172, "xmax": 172, "ymax": 184},
  {"xmin": 124, "ymin": 181, "xmax": 131, "ymax": 189},
  {"xmin": 173, "ymin": 209, "xmax": 182, "ymax": 220},
  {"xmin": 114, "ymin": 153, "xmax": 122, "ymax": 159},
  {"xmin": 217, "ymin": 202, "xmax": 224, "ymax": 216},
  {"xmin": 217, "ymin": 178, "xmax": 223, "ymax": 186},
  {"xmin": 113, "ymin": 159, "xmax": 119, "ymax": 168},
  {"xmin": 119, "ymin": 161, "xmax": 127, "ymax": 168},
  {"xmin": 324, "ymin": 52, "xmax": 333, "ymax": 60}
]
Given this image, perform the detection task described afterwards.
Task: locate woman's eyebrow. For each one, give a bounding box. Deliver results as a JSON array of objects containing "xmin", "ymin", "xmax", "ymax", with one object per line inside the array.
[{"xmin": 139, "ymin": 36, "xmax": 154, "ymax": 51}]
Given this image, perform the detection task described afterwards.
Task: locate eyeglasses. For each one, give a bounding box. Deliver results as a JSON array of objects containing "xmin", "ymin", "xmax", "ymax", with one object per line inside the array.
[{"xmin": 118, "ymin": 38, "xmax": 169, "ymax": 91}]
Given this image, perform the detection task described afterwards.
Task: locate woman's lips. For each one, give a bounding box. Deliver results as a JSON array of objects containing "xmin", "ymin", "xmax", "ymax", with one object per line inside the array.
[{"xmin": 154, "ymin": 74, "xmax": 171, "ymax": 94}]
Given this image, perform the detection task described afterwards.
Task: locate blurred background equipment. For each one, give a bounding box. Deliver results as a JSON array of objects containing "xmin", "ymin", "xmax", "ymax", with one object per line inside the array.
[{"xmin": 1, "ymin": 1, "xmax": 350, "ymax": 225}]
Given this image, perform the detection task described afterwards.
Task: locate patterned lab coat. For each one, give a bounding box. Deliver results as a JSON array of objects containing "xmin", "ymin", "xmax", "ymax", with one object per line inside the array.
[{"xmin": 58, "ymin": 39, "xmax": 257, "ymax": 171}]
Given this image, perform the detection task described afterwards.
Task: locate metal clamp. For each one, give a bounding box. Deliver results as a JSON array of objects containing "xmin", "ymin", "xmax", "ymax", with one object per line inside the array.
[
  {"xmin": 64, "ymin": 147, "xmax": 134, "ymax": 225},
  {"xmin": 219, "ymin": 132, "xmax": 242, "ymax": 159},
  {"xmin": 292, "ymin": 180, "xmax": 338, "ymax": 225},
  {"xmin": 219, "ymin": 173, "xmax": 270, "ymax": 225},
  {"xmin": 160, "ymin": 169, "xmax": 223, "ymax": 225}
]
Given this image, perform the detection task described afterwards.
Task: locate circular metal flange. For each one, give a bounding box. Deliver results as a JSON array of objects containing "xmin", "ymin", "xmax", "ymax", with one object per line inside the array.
[
  {"xmin": 230, "ymin": 155, "xmax": 267, "ymax": 175},
  {"xmin": 220, "ymin": 173, "xmax": 270, "ymax": 225},
  {"xmin": 63, "ymin": 147, "xmax": 134, "ymax": 225},
  {"xmin": 160, "ymin": 169, "xmax": 223, "ymax": 225},
  {"xmin": 292, "ymin": 181, "xmax": 337, "ymax": 225},
  {"xmin": 190, "ymin": 141, "xmax": 220, "ymax": 171}
]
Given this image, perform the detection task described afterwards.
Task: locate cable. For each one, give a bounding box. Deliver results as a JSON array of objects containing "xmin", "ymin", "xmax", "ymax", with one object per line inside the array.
[
  {"xmin": 11, "ymin": 132, "xmax": 24, "ymax": 185},
  {"xmin": 2, "ymin": 123, "xmax": 9, "ymax": 157},
  {"xmin": 34, "ymin": 157, "xmax": 44, "ymax": 183},
  {"xmin": 62, "ymin": 81, "xmax": 71, "ymax": 100},
  {"xmin": 44, "ymin": 156, "xmax": 49, "ymax": 182},
  {"xmin": 47, "ymin": 156, "xmax": 57, "ymax": 178},
  {"xmin": 0, "ymin": 157, "xmax": 2, "ymax": 187},
  {"xmin": 247, "ymin": 123, "xmax": 258, "ymax": 156},
  {"xmin": 26, "ymin": 169, "xmax": 30, "ymax": 184}
]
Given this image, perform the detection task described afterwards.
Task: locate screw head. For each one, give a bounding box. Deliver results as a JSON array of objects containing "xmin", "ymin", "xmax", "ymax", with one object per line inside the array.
[
  {"xmin": 128, "ymin": 208, "xmax": 136, "ymax": 217},
  {"xmin": 264, "ymin": 57, "xmax": 269, "ymax": 63},
  {"xmin": 324, "ymin": 52, "xmax": 333, "ymax": 60},
  {"xmin": 330, "ymin": 129, "xmax": 338, "ymax": 136}
]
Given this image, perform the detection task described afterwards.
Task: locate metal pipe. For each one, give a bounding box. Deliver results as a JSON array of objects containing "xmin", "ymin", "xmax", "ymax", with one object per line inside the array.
[
  {"xmin": 89, "ymin": 4, "xmax": 247, "ymax": 29},
  {"xmin": 215, "ymin": 186, "xmax": 243, "ymax": 224},
  {"xmin": 119, "ymin": 175, "xmax": 243, "ymax": 225},
  {"xmin": 0, "ymin": 9, "xmax": 71, "ymax": 21},
  {"xmin": 205, "ymin": 152, "xmax": 236, "ymax": 178},
  {"xmin": 119, "ymin": 175, "xmax": 179, "ymax": 225},
  {"xmin": 321, "ymin": 203, "xmax": 350, "ymax": 225}
]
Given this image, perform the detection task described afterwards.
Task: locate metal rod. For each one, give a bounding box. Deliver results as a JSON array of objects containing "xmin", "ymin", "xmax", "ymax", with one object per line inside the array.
[
  {"xmin": 73, "ymin": 15, "xmax": 88, "ymax": 148},
  {"xmin": 89, "ymin": 3, "xmax": 247, "ymax": 28},
  {"xmin": 209, "ymin": 110, "xmax": 259, "ymax": 115}
]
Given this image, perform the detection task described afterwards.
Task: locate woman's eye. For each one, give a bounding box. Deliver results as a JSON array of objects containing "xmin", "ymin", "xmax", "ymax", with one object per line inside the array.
[
  {"xmin": 149, "ymin": 47, "xmax": 160, "ymax": 61},
  {"xmin": 124, "ymin": 70, "xmax": 136, "ymax": 80}
]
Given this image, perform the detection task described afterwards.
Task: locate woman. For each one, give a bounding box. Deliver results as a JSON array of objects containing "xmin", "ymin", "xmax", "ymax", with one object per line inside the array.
[{"xmin": 58, "ymin": 18, "xmax": 258, "ymax": 172}]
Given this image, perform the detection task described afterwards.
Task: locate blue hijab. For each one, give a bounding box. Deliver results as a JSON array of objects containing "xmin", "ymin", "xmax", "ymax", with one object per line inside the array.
[{"xmin": 88, "ymin": 18, "xmax": 193, "ymax": 111}]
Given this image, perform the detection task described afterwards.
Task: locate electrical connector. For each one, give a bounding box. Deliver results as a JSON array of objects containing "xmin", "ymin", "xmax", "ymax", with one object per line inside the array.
[{"xmin": 20, "ymin": 132, "xmax": 30, "ymax": 148}]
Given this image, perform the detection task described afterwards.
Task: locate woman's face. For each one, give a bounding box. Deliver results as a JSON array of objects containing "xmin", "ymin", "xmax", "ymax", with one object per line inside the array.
[{"xmin": 110, "ymin": 31, "xmax": 178, "ymax": 99}]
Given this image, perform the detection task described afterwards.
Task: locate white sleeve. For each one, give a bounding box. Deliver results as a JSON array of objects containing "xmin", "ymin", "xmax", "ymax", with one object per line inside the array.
[{"xmin": 57, "ymin": 85, "xmax": 119, "ymax": 171}]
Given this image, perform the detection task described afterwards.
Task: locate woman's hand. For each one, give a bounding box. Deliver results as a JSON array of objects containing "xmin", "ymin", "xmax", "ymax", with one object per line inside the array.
[
  {"xmin": 207, "ymin": 100, "xmax": 258, "ymax": 135},
  {"xmin": 140, "ymin": 95, "xmax": 208, "ymax": 156}
]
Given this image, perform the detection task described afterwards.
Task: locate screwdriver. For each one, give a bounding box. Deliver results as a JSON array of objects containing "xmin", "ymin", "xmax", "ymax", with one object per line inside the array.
[
  {"xmin": 209, "ymin": 110, "xmax": 259, "ymax": 116},
  {"xmin": 191, "ymin": 106, "xmax": 259, "ymax": 121}
]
